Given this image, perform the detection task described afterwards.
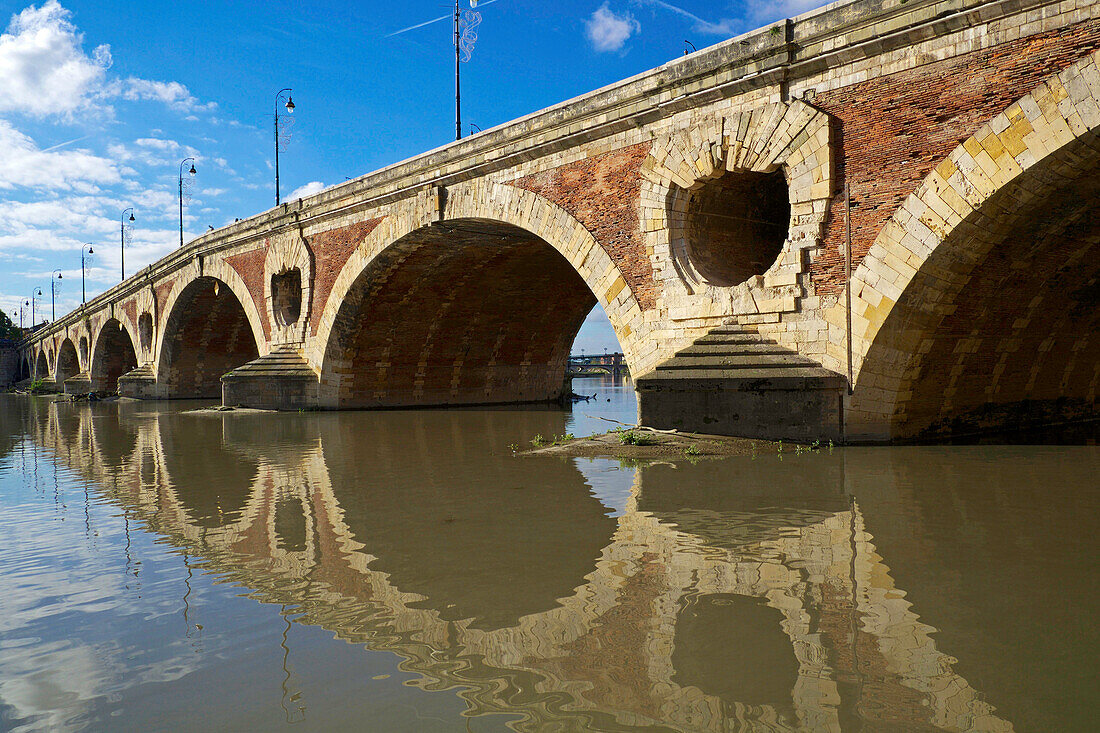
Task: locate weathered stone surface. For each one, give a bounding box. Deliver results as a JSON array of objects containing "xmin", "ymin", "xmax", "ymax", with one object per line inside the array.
[{"xmin": 18, "ymin": 0, "xmax": 1100, "ymax": 442}]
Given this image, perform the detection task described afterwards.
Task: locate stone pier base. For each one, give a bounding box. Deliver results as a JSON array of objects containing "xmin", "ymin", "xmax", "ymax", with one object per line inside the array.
[
  {"xmin": 117, "ymin": 365, "xmax": 159, "ymax": 399},
  {"xmin": 634, "ymin": 325, "xmax": 847, "ymax": 443},
  {"xmin": 63, "ymin": 373, "xmax": 92, "ymax": 395},
  {"xmin": 636, "ymin": 375, "xmax": 846, "ymax": 443},
  {"xmin": 221, "ymin": 347, "xmax": 319, "ymax": 410}
]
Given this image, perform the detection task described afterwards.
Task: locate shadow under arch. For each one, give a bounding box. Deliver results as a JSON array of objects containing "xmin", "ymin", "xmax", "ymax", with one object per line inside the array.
[
  {"xmin": 15, "ymin": 353, "xmax": 30, "ymax": 383},
  {"xmin": 91, "ymin": 319, "xmax": 138, "ymax": 392},
  {"xmin": 313, "ymin": 180, "xmax": 653, "ymax": 409},
  {"xmin": 320, "ymin": 218, "xmax": 610, "ymax": 408},
  {"xmin": 157, "ymin": 276, "xmax": 260, "ymax": 399},
  {"xmin": 55, "ymin": 338, "xmax": 79, "ymax": 385},
  {"xmin": 845, "ymin": 52, "xmax": 1100, "ymax": 440},
  {"xmin": 34, "ymin": 350, "xmax": 48, "ymax": 380}
]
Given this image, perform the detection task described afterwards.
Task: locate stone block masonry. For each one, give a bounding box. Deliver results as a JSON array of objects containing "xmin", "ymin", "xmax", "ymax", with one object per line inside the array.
[
  {"xmin": 811, "ymin": 19, "xmax": 1100, "ymax": 295},
  {"xmin": 17, "ymin": 0, "xmax": 1100, "ymax": 442}
]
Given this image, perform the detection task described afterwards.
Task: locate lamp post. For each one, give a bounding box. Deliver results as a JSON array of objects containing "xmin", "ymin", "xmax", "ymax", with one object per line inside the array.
[
  {"xmin": 454, "ymin": 2, "xmax": 461, "ymax": 141},
  {"xmin": 121, "ymin": 208, "xmax": 134, "ymax": 281},
  {"xmin": 178, "ymin": 158, "xmax": 196, "ymax": 248},
  {"xmin": 453, "ymin": 0, "xmax": 480, "ymax": 141},
  {"xmin": 274, "ymin": 89, "xmax": 294, "ymax": 205},
  {"xmin": 50, "ymin": 270, "xmax": 62, "ymax": 322},
  {"xmin": 81, "ymin": 244, "xmax": 94, "ymax": 304},
  {"xmin": 31, "ymin": 288, "xmax": 42, "ymax": 328}
]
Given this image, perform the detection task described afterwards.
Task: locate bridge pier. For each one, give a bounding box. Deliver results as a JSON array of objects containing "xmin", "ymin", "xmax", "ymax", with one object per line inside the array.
[
  {"xmin": 117, "ymin": 365, "xmax": 158, "ymax": 399},
  {"xmin": 635, "ymin": 325, "xmax": 847, "ymax": 442},
  {"xmin": 221, "ymin": 348, "xmax": 319, "ymax": 410},
  {"xmin": 63, "ymin": 373, "xmax": 92, "ymax": 395},
  {"xmin": 636, "ymin": 375, "xmax": 845, "ymax": 443}
]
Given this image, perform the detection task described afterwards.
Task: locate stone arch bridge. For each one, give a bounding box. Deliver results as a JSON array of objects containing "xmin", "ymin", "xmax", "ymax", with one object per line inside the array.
[{"xmin": 18, "ymin": 0, "xmax": 1100, "ymax": 442}]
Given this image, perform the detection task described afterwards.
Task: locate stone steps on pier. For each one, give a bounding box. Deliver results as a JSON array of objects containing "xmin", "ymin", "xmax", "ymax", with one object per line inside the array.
[
  {"xmin": 634, "ymin": 323, "xmax": 847, "ymax": 440},
  {"xmin": 223, "ymin": 346, "xmax": 318, "ymax": 379},
  {"xmin": 654, "ymin": 326, "xmax": 840, "ymax": 382},
  {"xmin": 220, "ymin": 346, "xmax": 319, "ymax": 410}
]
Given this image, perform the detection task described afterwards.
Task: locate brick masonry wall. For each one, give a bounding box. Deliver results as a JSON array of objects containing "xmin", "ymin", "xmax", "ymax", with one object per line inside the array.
[
  {"xmin": 896, "ymin": 164, "xmax": 1100, "ymax": 437},
  {"xmin": 160, "ymin": 281, "xmax": 260, "ymax": 397},
  {"xmin": 155, "ymin": 277, "xmax": 178, "ymax": 319},
  {"xmin": 122, "ymin": 299, "xmax": 137, "ymax": 334},
  {"xmin": 324, "ymin": 225, "xmax": 594, "ymax": 408},
  {"xmin": 511, "ymin": 143, "xmax": 656, "ymax": 310},
  {"xmin": 812, "ymin": 18, "xmax": 1100, "ymax": 294},
  {"xmin": 309, "ymin": 218, "xmax": 384, "ymax": 335},
  {"xmin": 224, "ymin": 246, "xmax": 271, "ymax": 339},
  {"xmin": 91, "ymin": 322, "xmax": 137, "ymax": 391},
  {"xmin": 56, "ymin": 339, "xmax": 79, "ymax": 383}
]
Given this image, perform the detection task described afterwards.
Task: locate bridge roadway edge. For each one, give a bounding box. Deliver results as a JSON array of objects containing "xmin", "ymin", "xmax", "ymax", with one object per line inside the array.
[{"xmin": 15, "ymin": 0, "xmax": 1100, "ymax": 443}]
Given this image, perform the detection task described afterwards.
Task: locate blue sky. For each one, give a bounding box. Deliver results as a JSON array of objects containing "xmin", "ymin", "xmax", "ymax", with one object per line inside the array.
[{"xmin": 0, "ymin": 0, "xmax": 822, "ymax": 352}]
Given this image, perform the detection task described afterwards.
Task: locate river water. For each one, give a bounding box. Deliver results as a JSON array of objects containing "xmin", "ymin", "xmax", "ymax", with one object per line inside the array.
[{"xmin": 0, "ymin": 378, "xmax": 1096, "ymax": 732}]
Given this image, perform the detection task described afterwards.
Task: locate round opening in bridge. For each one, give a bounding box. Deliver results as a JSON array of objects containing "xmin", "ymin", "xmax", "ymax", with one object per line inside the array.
[
  {"xmin": 138, "ymin": 312, "xmax": 153, "ymax": 352},
  {"xmin": 683, "ymin": 168, "xmax": 790, "ymax": 287},
  {"xmin": 271, "ymin": 269, "xmax": 302, "ymax": 327}
]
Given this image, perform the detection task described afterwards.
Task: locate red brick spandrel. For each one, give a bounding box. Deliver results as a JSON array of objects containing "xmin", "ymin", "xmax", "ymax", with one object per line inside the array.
[
  {"xmin": 223, "ymin": 246, "xmax": 271, "ymax": 339},
  {"xmin": 811, "ymin": 20, "xmax": 1100, "ymax": 295},
  {"xmin": 510, "ymin": 143, "xmax": 655, "ymax": 310},
  {"xmin": 309, "ymin": 218, "xmax": 384, "ymax": 335},
  {"xmin": 155, "ymin": 277, "xmax": 177, "ymax": 320},
  {"xmin": 121, "ymin": 299, "xmax": 137, "ymax": 331}
]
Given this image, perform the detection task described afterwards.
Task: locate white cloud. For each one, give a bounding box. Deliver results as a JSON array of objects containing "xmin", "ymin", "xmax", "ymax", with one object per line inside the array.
[
  {"xmin": 585, "ymin": 3, "xmax": 639, "ymax": 53},
  {"xmin": 118, "ymin": 78, "xmax": 216, "ymax": 113},
  {"xmin": 0, "ymin": 198, "xmax": 114, "ymax": 242},
  {"xmin": 134, "ymin": 137, "xmax": 179, "ymax": 151},
  {"xmin": 0, "ymin": 0, "xmax": 110, "ymax": 117},
  {"xmin": 288, "ymin": 180, "xmax": 326, "ymax": 200},
  {"xmin": 634, "ymin": 0, "xmax": 736, "ymax": 35},
  {"xmin": 0, "ymin": 1, "xmax": 215, "ymax": 119},
  {"xmin": 0, "ymin": 120, "xmax": 120, "ymax": 191}
]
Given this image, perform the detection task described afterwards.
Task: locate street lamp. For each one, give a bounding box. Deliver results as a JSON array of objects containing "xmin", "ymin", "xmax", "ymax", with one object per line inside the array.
[
  {"xmin": 274, "ymin": 88, "xmax": 294, "ymax": 205},
  {"xmin": 81, "ymin": 244, "xmax": 94, "ymax": 304},
  {"xmin": 121, "ymin": 208, "xmax": 135, "ymax": 280},
  {"xmin": 454, "ymin": 0, "xmax": 481, "ymax": 141},
  {"xmin": 31, "ymin": 288, "xmax": 42, "ymax": 328},
  {"xmin": 50, "ymin": 270, "xmax": 62, "ymax": 322},
  {"xmin": 178, "ymin": 158, "xmax": 196, "ymax": 248}
]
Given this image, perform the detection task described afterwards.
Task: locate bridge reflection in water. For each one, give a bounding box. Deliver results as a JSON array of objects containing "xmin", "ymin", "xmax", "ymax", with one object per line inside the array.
[{"xmin": 5, "ymin": 397, "xmax": 1097, "ymax": 731}]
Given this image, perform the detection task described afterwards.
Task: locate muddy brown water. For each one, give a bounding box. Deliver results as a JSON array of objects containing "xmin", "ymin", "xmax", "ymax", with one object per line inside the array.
[{"xmin": 0, "ymin": 378, "xmax": 1096, "ymax": 732}]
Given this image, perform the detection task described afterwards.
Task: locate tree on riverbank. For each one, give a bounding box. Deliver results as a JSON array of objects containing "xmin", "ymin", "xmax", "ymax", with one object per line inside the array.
[{"xmin": 0, "ymin": 311, "xmax": 21, "ymax": 341}]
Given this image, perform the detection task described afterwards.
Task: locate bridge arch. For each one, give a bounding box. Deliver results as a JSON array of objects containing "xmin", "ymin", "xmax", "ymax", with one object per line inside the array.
[
  {"xmin": 156, "ymin": 275, "xmax": 262, "ymax": 398},
  {"xmin": 33, "ymin": 349, "xmax": 47, "ymax": 380},
  {"xmin": 841, "ymin": 50, "xmax": 1100, "ymax": 440},
  {"xmin": 55, "ymin": 338, "xmax": 79, "ymax": 385},
  {"xmin": 91, "ymin": 319, "xmax": 138, "ymax": 392},
  {"xmin": 314, "ymin": 181, "xmax": 649, "ymax": 408}
]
